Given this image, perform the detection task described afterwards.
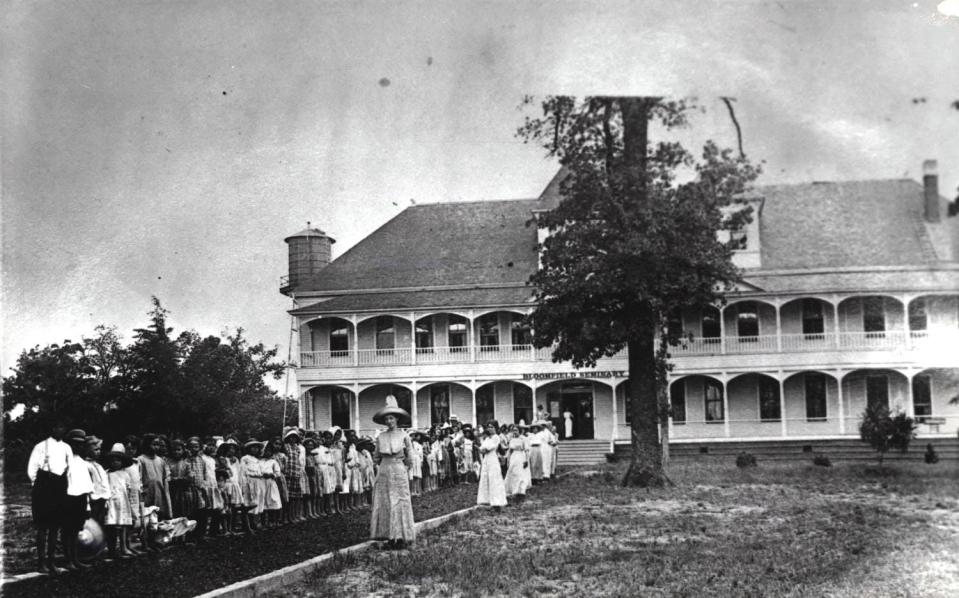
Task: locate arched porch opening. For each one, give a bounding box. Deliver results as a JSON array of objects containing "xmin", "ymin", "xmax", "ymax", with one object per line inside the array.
[
  {"xmin": 779, "ymin": 297, "xmax": 836, "ymax": 350},
  {"xmin": 414, "ymin": 313, "xmax": 471, "ymax": 363},
  {"xmin": 535, "ymin": 378, "xmax": 615, "ymax": 440},
  {"xmin": 723, "ymin": 299, "xmax": 779, "ymax": 353},
  {"xmin": 415, "ymin": 381, "xmax": 473, "ymax": 428},
  {"xmin": 726, "ymin": 372, "xmax": 783, "ymax": 437},
  {"xmin": 668, "ymin": 374, "xmax": 727, "ymax": 439},
  {"xmin": 473, "ymin": 310, "xmax": 532, "ymax": 360},
  {"xmin": 300, "ymin": 317, "xmax": 355, "ymax": 366},
  {"xmin": 911, "ymin": 367, "xmax": 959, "ymax": 434},
  {"xmin": 355, "ymin": 315, "xmax": 414, "ymax": 364},
  {"xmin": 305, "ymin": 384, "xmax": 355, "ymax": 432},
  {"xmin": 837, "ymin": 295, "xmax": 906, "ymax": 349},
  {"xmin": 782, "ymin": 371, "xmax": 841, "ymax": 436},
  {"xmin": 358, "ymin": 383, "xmax": 414, "ymax": 434}
]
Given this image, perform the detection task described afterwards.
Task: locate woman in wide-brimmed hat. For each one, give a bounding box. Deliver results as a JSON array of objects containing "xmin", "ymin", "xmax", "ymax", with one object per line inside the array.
[{"xmin": 369, "ymin": 395, "xmax": 415, "ymax": 549}]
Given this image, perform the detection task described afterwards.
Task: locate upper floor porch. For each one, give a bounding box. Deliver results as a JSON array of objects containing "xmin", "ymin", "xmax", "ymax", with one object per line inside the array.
[{"xmin": 293, "ymin": 292, "xmax": 959, "ymax": 370}]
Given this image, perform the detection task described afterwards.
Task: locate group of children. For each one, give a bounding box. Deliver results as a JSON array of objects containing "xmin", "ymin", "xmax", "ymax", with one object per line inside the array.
[
  {"xmin": 406, "ymin": 415, "xmax": 560, "ymax": 501},
  {"xmin": 26, "ymin": 424, "xmax": 383, "ymax": 572},
  {"xmin": 26, "ymin": 416, "xmax": 561, "ymax": 573}
]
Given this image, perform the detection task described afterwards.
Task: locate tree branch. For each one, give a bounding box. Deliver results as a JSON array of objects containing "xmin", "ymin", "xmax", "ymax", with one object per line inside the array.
[{"xmin": 720, "ymin": 97, "xmax": 744, "ymax": 158}]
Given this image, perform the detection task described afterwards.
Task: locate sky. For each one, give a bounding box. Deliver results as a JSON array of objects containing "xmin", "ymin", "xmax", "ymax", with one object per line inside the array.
[{"xmin": 3, "ymin": 0, "xmax": 958, "ymax": 395}]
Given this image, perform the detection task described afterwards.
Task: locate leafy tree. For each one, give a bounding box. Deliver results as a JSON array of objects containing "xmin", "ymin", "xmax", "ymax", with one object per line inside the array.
[
  {"xmin": 518, "ymin": 97, "xmax": 760, "ymax": 487},
  {"xmin": 858, "ymin": 403, "xmax": 916, "ymax": 466},
  {"xmin": 2, "ymin": 341, "xmax": 101, "ymax": 437},
  {"xmin": 177, "ymin": 328, "xmax": 287, "ymax": 439}
]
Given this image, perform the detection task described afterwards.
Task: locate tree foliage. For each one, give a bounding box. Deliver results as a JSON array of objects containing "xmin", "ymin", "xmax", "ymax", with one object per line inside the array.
[
  {"xmin": 858, "ymin": 403, "xmax": 916, "ymax": 466},
  {"xmin": 3, "ymin": 298, "xmax": 289, "ymax": 454},
  {"xmin": 518, "ymin": 96, "xmax": 761, "ymax": 487}
]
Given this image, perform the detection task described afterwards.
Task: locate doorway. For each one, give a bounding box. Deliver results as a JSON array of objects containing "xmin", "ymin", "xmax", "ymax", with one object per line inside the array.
[{"xmin": 547, "ymin": 382, "xmax": 595, "ymax": 439}]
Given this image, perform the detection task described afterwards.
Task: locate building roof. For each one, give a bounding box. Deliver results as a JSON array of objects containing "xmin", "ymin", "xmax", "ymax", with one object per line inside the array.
[
  {"xmin": 289, "ymin": 199, "xmax": 539, "ymax": 293},
  {"xmin": 285, "ymin": 176, "xmax": 958, "ymax": 307},
  {"xmin": 754, "ymin": 179, "xmax": 953, "ymax": 269}
]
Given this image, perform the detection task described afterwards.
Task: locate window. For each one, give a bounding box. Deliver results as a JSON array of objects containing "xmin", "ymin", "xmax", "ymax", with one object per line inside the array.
[
  {"xmin": 329, "ymin": 323, "xmax": 349, "ymax": 356},
  {"xmin": 415, "ymin": 319, "xmax": 433, "ymax": 350},
  {"xmin": 802, "ymin": 299, "xmax": 825, "ymax": 336},
  {"xmin": 375, "ymin": 316, "xmax": 395, "ymax": 351},
  {"xmin": 448, "ymin": 316, "xmax": 468, "ymax": 351},
  {"xmin": 513, "ymin": 383, "xmax": 533, "ymax": 425},
  {"xmin": 759, "ymin": 377, "xmax": 781, "ymax": 422},
  {"xmin": 479, "ymin": 313, "xmax": 499, "ymax": 350},
  {"xmin": 866, "ymin": 375, "xmax": 889, "ymax": 410},
  {"xmin": 390, "ymin": 386, "xmax": 412, "ymax": 428},
  {"xmin": 667, "ymin": 309, "xmax": 684, "ymax": 339},
  {"xmin": 908, "ymin": 299, "xmax": 927, "ymax": 332},
  {"xmin": 476, "ymin": 385, "xmax": 495, "ymax": 427},
  {"xmin": 430, "ymin": 384, "xmax": 450, "ymax": 425},
  {"xmin": 331, "ymin": 389, "xmax": 352, "ymax": 429},
  {"xmin": 804, "ymin": 373, "xmax": 827, "ymax": 421},
  {"xmin": 670, "ymin": 382, "xmax": 686, "ymax": 424},
  {"xmin": 702, "ymin": 308, "xmax": 721, "ymax": 343},
  {"xmin": 737, "ymin": 302, "xmax": 759, "ymax": 340},
  {"xmin": 912, "ymin": 375, "xmax": 932, "ymax": 420},
  {"xmin": 862, "ymin": 297, "xmax": 885, "ymax": 335},
  {"xmin": 510, "ymin": 315, "xmax": 532, "ymax": 346},
  {"xmin": 704, "ymin": 380, "xmax": 724, "ymax": 422},
  {"xmin": 730, "ymin": 228, "xmax": 748, "ymax": 250}
]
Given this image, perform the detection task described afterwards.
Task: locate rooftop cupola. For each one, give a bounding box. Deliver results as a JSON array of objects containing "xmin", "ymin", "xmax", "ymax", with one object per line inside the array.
[{"xmin": 282, "ymin": 222, "xmax": 335, "ymax": 294}]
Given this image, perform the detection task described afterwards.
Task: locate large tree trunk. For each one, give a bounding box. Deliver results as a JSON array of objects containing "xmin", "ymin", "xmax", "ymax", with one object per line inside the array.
[{"xmin": 622, "ymin": 306, "xmax": 666, "ymax": 487}]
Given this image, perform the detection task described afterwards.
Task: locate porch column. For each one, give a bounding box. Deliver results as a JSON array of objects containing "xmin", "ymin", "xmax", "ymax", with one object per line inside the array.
[
  {"xmin": 775, "ymin": 300, "xmax": 783, "ymax": 353},
  {"xmin": 719, "ymin": 306, "xmax": 727, "ymax": 355},
  {"xmin": 833, "ymin": 302, "xmax": 841, "ymax": 349},
  {"xmin": 468, "ymin": 309, "xmax": 476, "ymax": 363},
  {"xmin": 353, "ymin": 387, "xmax": 360, "ymax": 431},
  {"xmin": 779, "ymin": 373, "xmax": 787, "ymax": 437},
  {"xmin": 722, "ymin": 376, "xmax": 730, "ymax": 438},
  {"xmin": 902, "ymin": 296, "xmax": 911, "ymax": 350},
  {"xmin": 905, "ymin": 371, "xmax": 915, "ymax": 418},
  {"xmin": 836, "ymin": 373, "xmax": 845, "ymax": 435},
  {"xmin": 410, "ymin": 311, "xmax": 417, "ymax": 365},
  {"xmin": 470, "ymin": 380, "xmax": 477, "ymax": 426},
  {"xmin": 411, "ymin": 382, "xmax": 419, "ymax": 429},
  {"xmin": 351, "ymin": 316, "xmax": 359, "ymax": 366}
]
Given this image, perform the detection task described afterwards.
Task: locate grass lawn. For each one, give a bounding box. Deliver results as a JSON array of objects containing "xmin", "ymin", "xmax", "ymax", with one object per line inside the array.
[{"xmin": 275, "ymin": 459, "xmax": 959, "ymax": 598}]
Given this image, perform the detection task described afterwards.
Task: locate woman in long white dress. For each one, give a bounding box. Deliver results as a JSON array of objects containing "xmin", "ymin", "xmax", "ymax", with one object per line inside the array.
[
  {"xmin": 538, "ymin": 421, "xmax": 555, "ymax": 481},
  {"xmin": 503, "ymin": 425, "xmax": 530, "ymax": 502},
  {"xmin": 369, "ymin": 395, "xmax": 416, "ymax": 549},
  {"xmin": 476, "ymin": 421, "xmax": 507, "ymax": 509},
  {"xmin": 563, "ymin": 410, "xmax": 574, "ymax": 439}
]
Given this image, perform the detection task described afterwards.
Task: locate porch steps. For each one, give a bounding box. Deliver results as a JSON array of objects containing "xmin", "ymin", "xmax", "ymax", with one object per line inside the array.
[
  {"xmin": 614, "ymin": 438, "xmax": 959, "ymax": 462},
  {"xmin": 555, "ymin": 440, "xmax": 610, "ymax": 466}
]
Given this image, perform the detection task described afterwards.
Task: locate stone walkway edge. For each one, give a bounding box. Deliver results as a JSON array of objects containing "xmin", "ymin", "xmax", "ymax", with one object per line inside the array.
[{"xmin": 192, "ymin": 505, "xmax": 481, "ymax": 598}]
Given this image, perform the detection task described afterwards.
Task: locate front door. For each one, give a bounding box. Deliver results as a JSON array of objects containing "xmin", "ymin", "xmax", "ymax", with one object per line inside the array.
[{"xmin": 561, "ymin": 393, "xmax": 594, "ymax": 439}]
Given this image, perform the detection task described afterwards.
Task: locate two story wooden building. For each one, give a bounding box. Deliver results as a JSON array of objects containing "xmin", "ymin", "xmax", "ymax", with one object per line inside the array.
[{"xmin": 280, "ymin": 162, "xmax": 959, "ymax": 450}]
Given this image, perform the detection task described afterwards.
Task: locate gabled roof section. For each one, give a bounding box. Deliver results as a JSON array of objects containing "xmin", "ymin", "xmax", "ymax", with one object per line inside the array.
[
  {"xmin": 752, "ymin": 179, "xmax": 956, "ymax": 270},
  {"xmin": 290, "ymin": 199, "xmax": 539, "ymax": 293}
]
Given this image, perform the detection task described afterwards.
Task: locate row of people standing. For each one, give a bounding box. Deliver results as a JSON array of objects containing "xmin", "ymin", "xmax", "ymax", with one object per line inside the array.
[{"xmin": 25, "ymin": 424, "xmax": 381, "ymax": 572}]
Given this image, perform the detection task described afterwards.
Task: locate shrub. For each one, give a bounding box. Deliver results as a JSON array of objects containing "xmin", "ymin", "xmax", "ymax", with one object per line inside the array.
[
  {"xmin": 735, "ymin": 451, "xmax": 757, "ymax": 468},
  {"xmin": 924, "ymin": 443, "xmax": 939, "ymax": 464},
  {"xmin": 858, "ymin": 403, "xmax": 916, "ymax": 466},
  {"xmin": 604, "ymin": 452, "xmax": 619, "ymax": 463},
  {"xmin": 812, "ymin": 454, "xmax": 832, "ymax": 467}
]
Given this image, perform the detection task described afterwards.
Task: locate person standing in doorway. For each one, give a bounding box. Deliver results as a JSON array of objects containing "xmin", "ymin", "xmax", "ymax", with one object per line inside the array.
[{"xmin": 563, "ymin": 410, "xmax": 574, "ymax": 440}]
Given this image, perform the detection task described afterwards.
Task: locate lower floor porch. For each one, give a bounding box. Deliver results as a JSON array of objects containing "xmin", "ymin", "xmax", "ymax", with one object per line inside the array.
[{"xmin": 297, "ymin": 367, "xmax": 959, "ymax": 443}]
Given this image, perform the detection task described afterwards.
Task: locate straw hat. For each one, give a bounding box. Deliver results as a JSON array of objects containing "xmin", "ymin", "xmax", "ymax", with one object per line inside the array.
[
  {"xmin": 282, "ymin": 426, "xmax": 301, "ymax": 441},
  {"xmin": 244, "ymin": 439, "xmax": 265, "ymax": 450},
  {"xmin": 372, "ymin": 394, "xmax": 410, "ymax": 425},
  {"xmin": 66, "ymin": 429, "xmax": 87, "ymax": 444},
  {"xmin": 105, "ymin": 442, "xmax": 133, "ymax": 467}
]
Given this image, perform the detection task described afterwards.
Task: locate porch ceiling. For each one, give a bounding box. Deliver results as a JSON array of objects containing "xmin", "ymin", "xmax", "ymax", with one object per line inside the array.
[{"xmin": 290, "ymin": 286, "xmax": 534, "ymax": 315}]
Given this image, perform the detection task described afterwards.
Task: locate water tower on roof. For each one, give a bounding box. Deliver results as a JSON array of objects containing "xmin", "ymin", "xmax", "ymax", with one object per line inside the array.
[{"xmin": 282, "ymin": 222, "xmax": 335, "ymax": 294}]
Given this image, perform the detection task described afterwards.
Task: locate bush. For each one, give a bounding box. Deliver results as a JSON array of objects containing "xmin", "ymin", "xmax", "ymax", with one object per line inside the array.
[
  {"xmin": 812, "ymin": 454, "xmax": 832, "ymax": 467},
  {"xmin": 858, "ymin": 403, "xmax": 916, "ymax": 466},
  {"xmin": 924, "ymin": 443, "xmax": 939, "ymax": 464},
  {"xmin": 604, "ymin": 452, "xmax": 619, "ymax": 463},
  {"xmin": 735, "ymin": 451, "xmax": 757, "ymax": 468}
]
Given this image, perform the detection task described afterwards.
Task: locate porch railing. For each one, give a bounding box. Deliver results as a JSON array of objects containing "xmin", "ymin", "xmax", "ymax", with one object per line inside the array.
[{"xmin": 299, "ymin": 330, "xmax": 948, "ymax": 368}]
